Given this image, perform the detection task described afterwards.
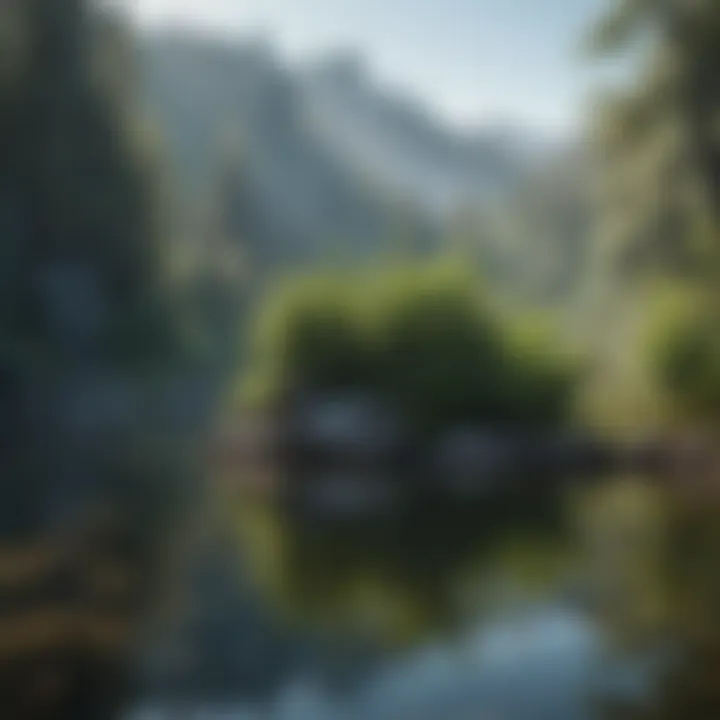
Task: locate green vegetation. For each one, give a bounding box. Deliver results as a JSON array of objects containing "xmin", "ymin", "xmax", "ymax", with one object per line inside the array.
[
  {"xmin": 639, "ymin": 286, "xmax": 720, "ymax": 425},
  {"xmin": 234, "ymin": 261, "xmax": 581, "ymax": 640},
  {"xmin": 0, "ymin": 5, "xmax": 243, "ymax": 715},
  {"xmin": 237, "ymin": 500, "xmax": 571, "ymax": 645},
  {"xmin": 581, "ymin": 0, "xmax": 720, "ymax": 434},
  {"xmin": 584, "ymin": 4, "xmax": 720, "ymax": 716},
  {"xmin": 242, "ymin": 260, "xmax": 579, "ymax": 435},
  {"xmin": 590, "ymin": 0, "xmax": 720, "ymax": 277}
]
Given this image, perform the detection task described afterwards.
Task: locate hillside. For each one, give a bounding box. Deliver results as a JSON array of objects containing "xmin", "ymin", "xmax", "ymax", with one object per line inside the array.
[
  {"xmin": 298, "ymin": 52, "xmax": 540, "ymax": 217},
  {"xmin": 138, "ymin": 33, "xmax": 439, "ymax": 272},
  {"xmin": 136, "ymin": 31, "xmax": 591, "ymax": 303}
]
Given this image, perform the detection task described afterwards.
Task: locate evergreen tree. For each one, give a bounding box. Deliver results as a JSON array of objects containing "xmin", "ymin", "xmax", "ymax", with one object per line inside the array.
[
  {"xmin": 0, "ymin": 2, "xmax": 220, "ymax": 716},
  {"xmin": 591, "ymin": 0, "xmax": 720, "ymax": 276}
]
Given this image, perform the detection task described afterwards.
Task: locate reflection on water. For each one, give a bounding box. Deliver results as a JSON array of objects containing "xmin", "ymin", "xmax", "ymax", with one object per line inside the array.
[
  {"xmin": 130, "ymin": 471, "xmax": 720, "ymax": 719},
  {"xmin": 354, "ymin": 604, "xmax": 603, "ymax": 720},
  {"xmin": 130, "ymin": 603, "xmax": 663, "ymax": 719}
]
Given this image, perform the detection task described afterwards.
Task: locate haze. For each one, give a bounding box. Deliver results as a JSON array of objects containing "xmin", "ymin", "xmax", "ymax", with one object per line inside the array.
[{"xmin": 126, "ymin": 0, "xmax": 606, "ymax": 135}]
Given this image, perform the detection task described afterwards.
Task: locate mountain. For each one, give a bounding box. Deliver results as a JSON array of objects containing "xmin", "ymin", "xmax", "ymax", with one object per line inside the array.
[
  {"xmin": 138, "ymin": 33, "xmax": 439, "ymax": 273},
  {"xmin": 135, "ymin": 30, "xmax": 590, "ymax": 304},
  {"xmin": 297, "ymin": 52, "xmax": 538, "ymax": 217}
]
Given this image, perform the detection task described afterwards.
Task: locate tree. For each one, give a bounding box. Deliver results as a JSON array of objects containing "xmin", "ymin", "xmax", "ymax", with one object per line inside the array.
[
  {"xmin": 0, "ymin": 2, "xmax": 221, "ymax": 716},
  {"xmin": 591, "ymin": 0, "xmax": 720, "ymax": 277},
  {"xmin": 243, "ymin": 261, "xmax": 577, "ymax": 435}
]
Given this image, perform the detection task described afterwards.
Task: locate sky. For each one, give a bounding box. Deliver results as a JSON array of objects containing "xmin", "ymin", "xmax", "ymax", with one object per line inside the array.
[{"xmin": 125, "ymin": 0, "xmax": 608, "ymax": 135}]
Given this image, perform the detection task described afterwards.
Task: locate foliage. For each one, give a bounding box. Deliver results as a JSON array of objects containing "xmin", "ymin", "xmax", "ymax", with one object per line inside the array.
[
  {"xmin": 242, "ymin": 260, "xmax": 578, "ymax": 434},
  {"xmin": 0, "ymin": 8, "xmax": 227, "ymax": 710},
  {"xmin": 642, "ymin": 285, "xmax": 720, "ymax": 424},
  {"xmin": 237, "ymin": 500, "xmax": 570, "ymax": 645},
  {"xmin": 590, "ymin": 0, "xmax": 720, "ymax": 277}
]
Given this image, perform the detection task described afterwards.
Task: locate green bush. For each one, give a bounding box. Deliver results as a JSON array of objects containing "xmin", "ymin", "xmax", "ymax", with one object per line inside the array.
[
  {"xmin": 238, "ymin": 262, "xmax": 578, "ymax": 639},
  {"xmin": 241, "ymin": 261, "xmax": 578, "ymax": 433},
  {"xmin": 647, "ymin": 287, "xmax": 720, "ymax": 424}
]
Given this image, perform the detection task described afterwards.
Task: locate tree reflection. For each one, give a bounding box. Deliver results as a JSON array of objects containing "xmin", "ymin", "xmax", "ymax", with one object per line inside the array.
[{"xmin": 234, "ymin": 480, "xmax": 571, "ymax": 646}]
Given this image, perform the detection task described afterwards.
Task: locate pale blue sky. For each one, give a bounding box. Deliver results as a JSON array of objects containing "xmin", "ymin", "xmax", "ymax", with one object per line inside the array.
[{"xmin": 127, "ymin": 0, "xmax": 608, "ymax": 135}]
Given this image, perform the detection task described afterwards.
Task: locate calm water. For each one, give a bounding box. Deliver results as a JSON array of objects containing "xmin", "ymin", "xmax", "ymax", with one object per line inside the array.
[
  {"xmin": 129, "ymin": 602, "xmax": 661, "ymax": 719},
  {"xmin": 129, "ymin": 475, "xmax": 702, "ymax": 719}
]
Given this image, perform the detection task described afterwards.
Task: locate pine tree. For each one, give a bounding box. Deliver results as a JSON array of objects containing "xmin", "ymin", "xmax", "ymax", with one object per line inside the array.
[
  {"xmin": 0, "ymin": 2, "xmax": 217, "ymax": 716},
  {"xmin": 591, "ymin": 0, "xmax": 720, "ymax": 276}
]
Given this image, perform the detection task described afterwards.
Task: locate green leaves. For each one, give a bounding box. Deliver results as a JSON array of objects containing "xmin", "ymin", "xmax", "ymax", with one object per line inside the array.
[
  {"xmin": 652, "ymin": 301, "xmax": 720, "ymax": 422},
  {"xmin": 242, "ymin": 261, "xmax": 578, "ymax": 434},
  {"xmin": 591, "ymin": 0, "xmax": 720, "ymax": 279}
]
